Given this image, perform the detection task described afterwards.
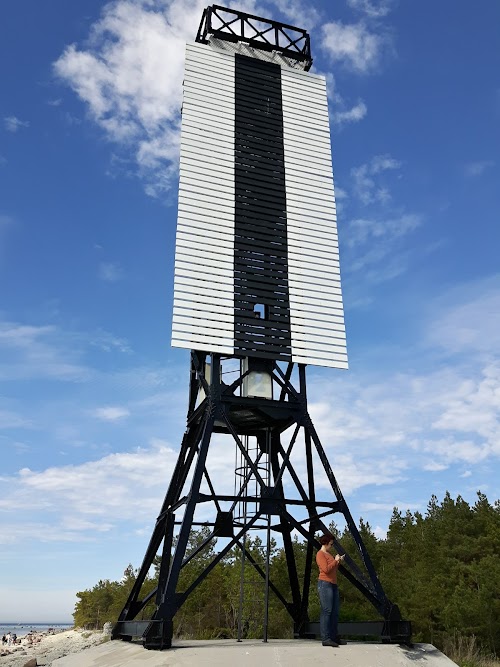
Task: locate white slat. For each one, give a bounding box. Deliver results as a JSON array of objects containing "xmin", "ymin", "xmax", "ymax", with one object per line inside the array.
[
  {"xmin": 291, "ymin": 354, "xmax": 348, "ymax": 370},
  {"xmin": 175, "ymin": 258, "xmax": 234, "ymax": 277},
  {"xmin": 173, "ymin": 314, "xmax": 234, "ymax": 332},
  {"xmin": 291, "ymin": 325, "xmax": 346, "ymax": 342},
  {"xmin": 172, "ymin": 337, "xmax": 234, "ymax": 355},
  {"xmin": 177, "ymin": 235, "xmax": 234, "ymax": 253},
  {"xmin": 177, "ymin": 202, "xmax": 234, "ymax": 222},
  {"xmin": 174, "ymin": 274, "xmax": 234, "ymax": 293},
  {"xmin": 290, "ymin": 318, "xmax": 346, "ymax": 335},
  {"xmin": 173, "ymin": 300, "xmax": 234, "ymax": 319},
  {"xmin": 176, "ymin": 243, "xmax": 233, "ymax": 264},
  {"xmin": 176, "ymin": 225, "xmax": 234, "ymax": 245}
]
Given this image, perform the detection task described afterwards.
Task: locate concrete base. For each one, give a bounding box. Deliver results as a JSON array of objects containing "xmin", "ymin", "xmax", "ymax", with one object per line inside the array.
[{"xmin": 52, "ymin": 639, "xmax": 458, "ymax": 667}]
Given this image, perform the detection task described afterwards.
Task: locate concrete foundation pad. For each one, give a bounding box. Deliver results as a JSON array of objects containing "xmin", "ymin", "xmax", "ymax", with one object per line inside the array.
[{"xmin": 52, "ymin": 639, "xmax": 458, "ymax": 667}]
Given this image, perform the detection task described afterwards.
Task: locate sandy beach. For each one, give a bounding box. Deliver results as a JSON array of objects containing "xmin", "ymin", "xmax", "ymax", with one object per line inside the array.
[{"xmin": 0, "ymin": 629, "xmax": 107, "ymax": 667}]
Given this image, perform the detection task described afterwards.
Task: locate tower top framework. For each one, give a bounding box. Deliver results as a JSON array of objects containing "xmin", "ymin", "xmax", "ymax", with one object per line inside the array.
[
  {"xmin": 171, "ymin": 6, "xmax": 347, "ymax": 369},
  {"xmin": 196, "ymin": 5, "xmax": 313, "ymax": 70}
]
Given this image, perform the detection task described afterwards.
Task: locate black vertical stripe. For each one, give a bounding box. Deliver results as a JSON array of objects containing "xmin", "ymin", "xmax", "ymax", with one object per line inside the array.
[{"xmin": 233, "ymin": 55, "xmax": 292, "ymax": 361}]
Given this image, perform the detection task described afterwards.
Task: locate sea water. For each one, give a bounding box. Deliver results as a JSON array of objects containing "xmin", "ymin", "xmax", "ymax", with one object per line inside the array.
[{"xmin": 0, "ymin": 623, "xmax": 73, "ymax": 638}]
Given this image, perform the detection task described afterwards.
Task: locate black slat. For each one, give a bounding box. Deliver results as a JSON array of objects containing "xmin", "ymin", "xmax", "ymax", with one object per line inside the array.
[
  {"xmin": 235, "ymin": 160, "xmax": 285, "ymax": 175},
  {"xmin": 235, "ymin": 313, "xmax": 291, "ymax": 326},
  {"xmin": 234, "ymin": 247, "xmax": 288, "ymax": 258},
  {"xmin": 234, "ymin": 280, "xmax": 289, "ymax": 298},
  {"xmin": 235, "ymin": 141, "xmax": 285, "ymax": 157},
  {"xmin": 234, "ymin": 257, "xmax": 289, "ymax": 272},
  {"xmin": 234, "ymin": 57, "xmax": 282, "ymax": 75},
  {"xmin": 235, "ymin": 175, "xmax": 287, "ymax": 194},
  {"xmin": 236, "ymin": 187, "xmax": 287, "ymax": 203},
  {"xmin": 232, "ymin": 342, "xmax": 293, "ymax": 359},
  {"xmin": 234, "ymin": 266, "xmax": 289, "ymax": 281},
  {"xmin": 233, "ymin": 239, "xmax": 288, "ymax": 258},
  {"xmin": 234, "ymin": 269, "xmax": 289, "ymax": 282},
  {"xmin": 236, "ymin": 118, "xmax": 285, "ymax": 138},
  {"xmin": 236, "ymin": 200, "xmax": 286, "ymax": 216},
  {"xmin": 235, "ymin": 210, "xmax": 287, "ymax": 225},
  {"xmin": 234, "ymin": 84, "xmax": 283, "ymax": 103},
  {"xmin": 234, "ymin": 348, "xmax": 292, "ymax": 362},
  {"xmin": 235, "ymin": 239, "xmax": 287, "ymax": 252},
  {"xmin": 235, "ymin": 109, "xmax": 284, "ymax": 131}
]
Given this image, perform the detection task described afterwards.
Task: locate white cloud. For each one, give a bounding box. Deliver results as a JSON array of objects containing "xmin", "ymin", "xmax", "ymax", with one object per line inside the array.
[
  {"xmin": 342, "ymin": 214, "xmax": 420, "ymax": 283},
  {"xmin": 307, "ymin": 354, "xmax": 500, "ymax": 485},
  {"xmin": 0, "ymin": 321, "xmax": 91, "ymax": 382},
  {"xmin": 321, "ymin": 20, "xmax": 386, "ymax": 72},
  {"xmin": 464, "ymin": 160, "xmax": 494, "ymax": 177},
  {"xmin": 0, "ymin": 319, "xmax": 131, "ymax": 382},
  {"xmin": 269, "ymin": 0, "xmax": 321, "ymax": 30},
  {"xmin": 426, "ymin": 276, "xmax": 500, "ymax": 356},
  {"xmin": 0, "ymin": 409, "xmax": 33, "ymax": 430},
  {"xmin": 423, "ymin": 461, "xmax": 449, "ymax": 472},
  {"xmin": 346, "ymin": 213, "xmax": 420, "ymax": 247},
  {"xmin": 333, "ymin": 100, "xmax": 367, "ymax": 125},
  {"xmin": 360, "ymin": 501, "xmax": 421, "ymax": 512},
  {"xmin": 53, "ymin": 0, "xmax": 214, "ymax": 198},
  {"xmin": 430, "ymin": 366, "xmax": 500, "ymax": 447},
  {"xmin": 347, "ymin": 0, "xmax": 396, "ymax": 18},
  {"xmin": 89, "ymin": 329, "xmax": 131, "ymax": 353},
  {"xmin": 4, "ymin": 116, "xmax": 30, "ymax": 132},
  {"xmin": 370, "ymin": 154, "xmax": 401, "ymax": 173},
  {"xmin": 99, "ymin": 261, "xmax": 123, "ymax": 282},
  {"xmin": 341, "ymin": 156, "xmax": 420, "ymax": 284},
  {"xmin": 0, "ymin": 440, "xmax": 190, "ymax": 542},
  {"xmin": 421, "ymin": 438, "xmax": 491, "ymax": 465},
  {"xmin": 317, "ymin": 70, "xmax": 368, "ymax": 128},
  {"xmin": 351, "ymin": 154, "xmax": 401, "ymax": 204},
  {"xmin": 92, "ymin": 406, "xmax": 130, "ymax": 421}
]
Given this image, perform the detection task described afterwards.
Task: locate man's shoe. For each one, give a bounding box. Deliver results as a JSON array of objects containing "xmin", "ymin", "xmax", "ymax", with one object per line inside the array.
[
  {"xmin": 335, "ymin": 639, "xmax": 347, "ymax": 645},
  {"xmin": 322, "ymin": 639, "xmax": 339, "ymax": 647}
]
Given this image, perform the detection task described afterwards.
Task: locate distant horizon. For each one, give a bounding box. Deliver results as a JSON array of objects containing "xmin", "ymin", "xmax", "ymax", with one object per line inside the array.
[{"xmin": 0, "ymin": 621, "xmax": 73, "ymax": 625}]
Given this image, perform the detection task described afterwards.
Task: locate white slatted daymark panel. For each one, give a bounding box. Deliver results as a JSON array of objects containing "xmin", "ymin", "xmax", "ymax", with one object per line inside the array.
[
  {"xmin": 172, "ymin": 42, "xmax": 236, "ymax": 354},
  {"xmin": 281, "ymin": 68, "xmax": 348, "ymax": 369}
]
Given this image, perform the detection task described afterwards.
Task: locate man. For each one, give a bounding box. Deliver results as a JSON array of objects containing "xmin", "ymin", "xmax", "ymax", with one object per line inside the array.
[{"xmin": 316, "ymin": 533, "xmax": 346, "ymax": 647}]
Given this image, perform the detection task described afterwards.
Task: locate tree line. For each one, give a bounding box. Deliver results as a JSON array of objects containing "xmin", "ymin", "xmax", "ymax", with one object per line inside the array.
[{"xmin": 73, "ymin": 491, "xmax": 500, "ymax": 658}]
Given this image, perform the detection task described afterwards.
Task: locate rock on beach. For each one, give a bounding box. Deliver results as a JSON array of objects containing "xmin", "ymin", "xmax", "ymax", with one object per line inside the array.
[{"xmin": 0, "ymin": 629, "xmax": 107, "ymax": 667}]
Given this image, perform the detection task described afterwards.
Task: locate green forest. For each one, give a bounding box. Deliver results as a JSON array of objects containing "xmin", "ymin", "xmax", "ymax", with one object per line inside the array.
[{"xmin": 74, "ymin": 491, "xmax": 500, "ymax": 666}]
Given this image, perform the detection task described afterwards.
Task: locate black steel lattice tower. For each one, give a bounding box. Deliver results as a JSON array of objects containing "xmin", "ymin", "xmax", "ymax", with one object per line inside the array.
[{"xmin": 112, "ymin": 5, "xmax": 411, "ymax": 650}]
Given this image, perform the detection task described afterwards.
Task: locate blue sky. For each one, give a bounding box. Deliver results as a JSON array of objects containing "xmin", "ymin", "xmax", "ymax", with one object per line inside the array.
[{"xmin": 1, "ymin": 0, "xmax": 499, "ymax": 622}]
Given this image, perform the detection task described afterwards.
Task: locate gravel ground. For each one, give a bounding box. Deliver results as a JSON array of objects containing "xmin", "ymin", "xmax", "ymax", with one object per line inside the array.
[{"xmin": 0, "ymin": 629, "xmax": 108, "ymax": 667}]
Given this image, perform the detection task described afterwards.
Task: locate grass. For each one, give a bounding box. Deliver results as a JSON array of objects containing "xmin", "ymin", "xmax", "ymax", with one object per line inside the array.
[{"xmin": 442, "ymin": 633, "xmax": 500, "ymax": 667}]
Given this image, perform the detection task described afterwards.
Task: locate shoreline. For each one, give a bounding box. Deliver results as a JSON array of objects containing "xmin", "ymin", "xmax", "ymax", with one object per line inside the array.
[
  {"xmin": 0, "ymin": 627, "xmax": 72, "ymax": 640},
  {"xmin": 0, "ymin": 629, "xmax": 107, "ymax": 667}
]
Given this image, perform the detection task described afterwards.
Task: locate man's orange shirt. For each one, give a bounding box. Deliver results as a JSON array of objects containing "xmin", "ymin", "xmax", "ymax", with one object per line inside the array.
[{"xmin": 316, "ymin": 550, "xmax": 340, "ymax": 584}]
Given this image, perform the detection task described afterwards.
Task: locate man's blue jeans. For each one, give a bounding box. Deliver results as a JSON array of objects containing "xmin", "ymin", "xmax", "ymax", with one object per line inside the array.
[{"xmin": 317, "ymin": 580, "xmax": 339, "ymax": 642}]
